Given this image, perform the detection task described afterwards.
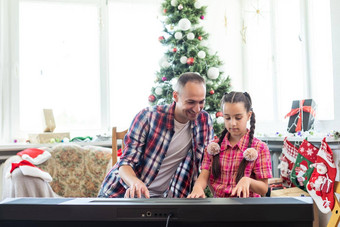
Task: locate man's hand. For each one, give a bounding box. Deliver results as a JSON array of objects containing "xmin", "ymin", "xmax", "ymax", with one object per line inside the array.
[
  {"xmin": 187, "ymin": 185, "xmax": 206, "ymax": 198},
  {"xmin": 231, "ymin": 177, "xmax": 251, "ymax": 198},
  {"xmin": 124, "ymin": 180, "xmax": 150, "ymax": 198}
]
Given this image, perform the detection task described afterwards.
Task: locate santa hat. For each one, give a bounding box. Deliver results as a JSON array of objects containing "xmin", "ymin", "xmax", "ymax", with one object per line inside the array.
[
  {"xmin": 7, "ymin": 160, "xmax": 52, "ymax": 182},
  {"xmin": 300, "ymin": 160, "xmax": 308, "ymax": 170},
  {"xmin": 17, "ymin": 148, "xmax": 51, "ymax": 165}
]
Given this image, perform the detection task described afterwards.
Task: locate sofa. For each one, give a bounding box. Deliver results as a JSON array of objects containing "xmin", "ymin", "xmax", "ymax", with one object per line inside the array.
[{"xmin": 1, "ymin": 144, "xmax": 112, "ymax": 199}]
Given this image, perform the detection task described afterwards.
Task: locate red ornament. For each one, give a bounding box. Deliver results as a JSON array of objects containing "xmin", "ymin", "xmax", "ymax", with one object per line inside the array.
[
  {"xmin": 216, "ymin": 111, "xmax": 223, "ymax": 118},
  {"xmin": 173, "ymin": 48, "xmax": 177, "ymax": 52},
  {"xmin": 198, "ymin": 36, "xmax": 202, "ymax": 41},
  {"xmin": 200, "ymin": 15, "xmax": 205, "ymax": 20},
  {"xmin": 187, "ymin": 57, "xmax": 194, "ymax": 65},
  {"xmin": 209, "ymin": 90, "xmax": 215, "ymax": 95},
  {"xmin": 163, "ymin": 9, "xmax": 167, "ymax": 14},
  {"xmin": 148, "ymin": 94, "xmax": 156, "ymax": 102},
  {"xmin": 158, "ymin": 36, "xmax": 165, "ymax": 42}
]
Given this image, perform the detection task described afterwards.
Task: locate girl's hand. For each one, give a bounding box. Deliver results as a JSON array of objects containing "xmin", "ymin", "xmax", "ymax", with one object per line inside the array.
[
  {"xmin": 187, "ymin": 185, "xmax": 206, "ymax": 198},
  {"xmin": 231, "ymin": 177, "xmax": 251, "ymax": 198}
]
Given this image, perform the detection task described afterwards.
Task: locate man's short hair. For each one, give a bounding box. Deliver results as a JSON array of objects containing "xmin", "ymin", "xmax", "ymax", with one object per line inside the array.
[{"xmin": 174, "ymin": 72, "xmax": 205, "ymax": 94}]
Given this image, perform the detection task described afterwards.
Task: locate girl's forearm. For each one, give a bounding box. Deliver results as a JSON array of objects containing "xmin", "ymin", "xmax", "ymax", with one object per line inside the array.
[
  {"xmin": 249, "ymin": 178, "xmax": 268, "ymax": 196},
  {"xmin": 194, "ymin": 169, "xmax": 210, "ymax": 190}
]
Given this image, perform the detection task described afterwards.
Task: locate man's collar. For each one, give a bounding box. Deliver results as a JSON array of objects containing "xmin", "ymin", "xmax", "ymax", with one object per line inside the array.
[{"xmin": 166, "ymin": 102, "xmax": 176, "ymax": 129}]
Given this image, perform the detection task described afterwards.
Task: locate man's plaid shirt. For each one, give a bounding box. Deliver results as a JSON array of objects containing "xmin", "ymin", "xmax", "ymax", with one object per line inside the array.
[{"xmin": 98, "ymin": 102, "xmax": 213, "ymax": 198}]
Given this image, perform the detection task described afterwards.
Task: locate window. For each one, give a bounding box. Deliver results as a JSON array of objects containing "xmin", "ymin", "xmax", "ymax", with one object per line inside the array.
[
  {"xmin": 108, "ymin": 0, "xmax": 163, "ymax": 129},
  {"xmin": 0, "ymin": 0, "xmax": 337, "ymax": 143},
  {"xmin": 3, "ymin": 0, "xmax": 163, "ymax": 142},
  {"xmin": 18, "ymin": 0, "xmax": 102, "ymax": 134},
  {"xmin": 242, "ymin": 0, "xmax": 334, "ymax": 131}
]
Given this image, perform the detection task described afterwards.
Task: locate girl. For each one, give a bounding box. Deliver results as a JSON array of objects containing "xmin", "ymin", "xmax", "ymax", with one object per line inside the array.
[{"xmin": 188, "ymin": 92, "xmax": 272, "ymax": 198}]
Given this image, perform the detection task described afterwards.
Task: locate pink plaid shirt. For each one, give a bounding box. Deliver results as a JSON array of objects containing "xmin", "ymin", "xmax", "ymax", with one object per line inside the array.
[{"xmin": 202, "ymin": 131, "xmax": 272, "ymax": 197}]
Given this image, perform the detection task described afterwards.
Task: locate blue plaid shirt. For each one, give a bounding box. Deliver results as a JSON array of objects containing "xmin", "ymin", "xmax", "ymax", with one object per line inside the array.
[{"xmin": 98, "ymin": 102, "xmax": 213, "ymax": 198}]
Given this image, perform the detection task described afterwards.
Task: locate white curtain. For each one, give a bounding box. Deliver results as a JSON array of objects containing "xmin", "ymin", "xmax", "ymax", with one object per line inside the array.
[{"xmin": 0, "ymin": 0, "xmax": 11, "ymax": 143}]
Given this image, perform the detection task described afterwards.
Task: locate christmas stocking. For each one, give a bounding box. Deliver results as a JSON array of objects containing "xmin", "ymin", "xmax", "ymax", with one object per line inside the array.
[
  {"xmin": 278, "ymin": 137, "xmax": 299, "ymax": 187},
  {"xmin": 290, "ymin": 139, "xmax": 318, "ymax": 190},
  {"xmin": 307, "ymin": 138, "xmax": 337, "ymax": 214}
]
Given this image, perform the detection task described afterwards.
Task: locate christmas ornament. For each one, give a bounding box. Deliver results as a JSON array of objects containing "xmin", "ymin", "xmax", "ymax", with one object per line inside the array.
[
  {"xmin": 162, "ymin": 76, "xmax": 167, "ymax": 81},
  {"xmin": 209, "ymin": 90, "xmax": 215, "ymax": 95},
  {"xmin": 208, "ymin": 49, "xmax": 216, "ymax": 55},
  {"xmin": 290, "ymin": 139, "xmax": 318, "ymax": 190},
  {"xmin": 187, "ymin": 57, "xmax": 194, "ymax": 65},
  {"xmin": 277, "ymin": 138, "xmax": 298, "ymax": 187},
  {"xmin": 172, "ymin": 48, "xmax": 177, "ymax": 52},
  {"xmin": 178, "ymin": 18, "xmax": 191, "ymax": 31},
  {"xmin": 148, "ymin": 94, "xmax": 156, "ymax": 102},
  {"xmin": 170, "ymin": 77, "xmax": 178, "ymax": 89},
  {"xmin": 163, "ymin": 9, "xmax": 167, "ymax": 14},
  {"xmin": 197, "ymin": 50, "xmax": 206, "ymax": 59},
  {"xmin": 194, "ymin": 1, "xmax": 202, "ymax": 9},
  {"xmin": 201, "ymin": 40, "xmax": 208, "ymax": 46},
  {"xmin": 216, "ymin": 116, "xmax": 224, "ymax": 124},
  {"xmin": 155, "ymin": 87, "xmax": 163, "ymax": 95},
  {"xmin": 174, "ymin": 32, "xmax": 183, "ymax": 40},
  {"xmin": 62, "ymin": 137, "xmax": 69, "ymax": 143},
  {"xmin": 161, "ymin": 61, "xmax": 171, "ymax": 68},
  {"xmin": 307, "ymin": 138, "xmax": 336, "ymax": 214},
  {"xmin": 207, "ymin": 67, "xmax": 219, "ymax": 79},
  {"xmin": 187, "ymin": 32, "xmax": 195, "ymax": 40},
  {"xmin": 180, "ymin": 56, "xmax": 187, "ymax": 64},
  {"xmin": 159, "ymin": 56, "xmax": 168, "ymax": 67},
  {"xmin": 198, "ymin": 36, "xmax": 203, "ymax": 41},
  {"xmin": 170, "ymin": 0, "xmax": 177, "ymax": 7},
  {"xmin": 158, "ymin": 36, "xmax": 165, "ymax": 42},
  {"xmin": 178, "ymin": 4, "xmax": 183, "ymax": 10},
  {"xmin": 200, "ymin": 15, "xmax": 205, "ymax": 20},
  {"xmin": 216, "ymin": 111, "xmax": 223, "ymax": 118}
]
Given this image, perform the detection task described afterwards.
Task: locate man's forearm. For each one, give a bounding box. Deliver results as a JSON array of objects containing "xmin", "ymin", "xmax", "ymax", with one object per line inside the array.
[{"xmin": 119, "ymin": 165, "xmax": 140, "ymax": 187}]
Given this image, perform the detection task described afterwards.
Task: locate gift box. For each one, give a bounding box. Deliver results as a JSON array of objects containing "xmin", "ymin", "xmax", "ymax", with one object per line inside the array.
[{"xmin": 285, "ymin": 99, "xmax": 316, "ymax": 133}]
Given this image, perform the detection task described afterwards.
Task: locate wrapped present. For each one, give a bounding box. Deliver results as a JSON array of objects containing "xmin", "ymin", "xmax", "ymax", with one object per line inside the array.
[{"xmin": 285, "ymin": 99, "xmax": 316, "ymax": 133}]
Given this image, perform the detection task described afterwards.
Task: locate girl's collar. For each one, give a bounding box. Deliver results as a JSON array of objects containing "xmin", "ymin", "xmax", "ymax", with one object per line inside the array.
[{"xmin": 221, "ymin": 130, "xmax": 250, "ymax": 151}]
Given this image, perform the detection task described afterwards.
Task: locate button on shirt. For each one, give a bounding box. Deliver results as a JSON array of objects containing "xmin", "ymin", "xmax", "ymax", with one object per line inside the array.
[
  {"xmin": 201, "ymin": 131, "xmax": 272, "ymax": 197},
  {"xmin": 98, "ymin": 102, "xmax": 213, "ymax": 198}
]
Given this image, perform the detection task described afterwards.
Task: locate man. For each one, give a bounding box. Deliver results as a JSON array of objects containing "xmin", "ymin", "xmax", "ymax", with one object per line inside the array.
[{"xmin": 98, "ymin": 72, "xmax": 213, "ymax": 198}]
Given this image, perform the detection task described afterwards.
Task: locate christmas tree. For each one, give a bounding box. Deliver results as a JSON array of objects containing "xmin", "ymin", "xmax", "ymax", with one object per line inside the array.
[{"xmin": 148, "ymin": 0, "xmax": 232, "ymax": 136}]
